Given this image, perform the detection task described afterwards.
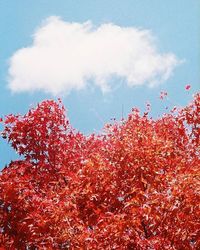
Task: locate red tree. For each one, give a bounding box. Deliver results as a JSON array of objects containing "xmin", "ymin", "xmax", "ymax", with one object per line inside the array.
[{"xmin": 0, "ymin": 94, "xmax": 199, "ymax": 249}]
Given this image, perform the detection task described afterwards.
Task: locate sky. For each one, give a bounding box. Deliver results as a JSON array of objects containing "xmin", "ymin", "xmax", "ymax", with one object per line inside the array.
[{"xmin": 0, "ymin": 0, "xmax": 200, "ymax": 167}]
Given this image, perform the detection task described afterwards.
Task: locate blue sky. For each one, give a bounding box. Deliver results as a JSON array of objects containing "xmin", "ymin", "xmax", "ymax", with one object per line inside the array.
[{"xmin": 0, "ymin": 0, "xmax": 199, "ymax": 167}]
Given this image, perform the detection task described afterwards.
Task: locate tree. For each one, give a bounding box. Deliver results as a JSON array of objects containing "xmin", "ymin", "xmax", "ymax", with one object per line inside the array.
[{"xmin": 0, "ymin": 93, "xmax": 199, "ymax": 249}]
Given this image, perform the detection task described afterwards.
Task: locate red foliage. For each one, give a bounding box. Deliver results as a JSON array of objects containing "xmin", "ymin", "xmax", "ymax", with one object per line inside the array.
[
  {"xmin": 0, "ymin": 93, "xmax": 199, "ymax": 249},
  {"xmin": 185, "ymin": 85, "xmax": 191, "ymax": 91}
]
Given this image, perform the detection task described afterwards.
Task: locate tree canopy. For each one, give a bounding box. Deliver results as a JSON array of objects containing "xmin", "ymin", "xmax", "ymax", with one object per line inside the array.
[{"xmin": 0, "ymin": 93, "xmax": 199, "ymax": 249}]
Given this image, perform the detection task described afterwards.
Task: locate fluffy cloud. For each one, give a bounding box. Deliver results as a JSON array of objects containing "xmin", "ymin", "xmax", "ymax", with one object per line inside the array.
[{"xmin": 8, "ymin": 16, "xmax": 180, "ymax": 95}]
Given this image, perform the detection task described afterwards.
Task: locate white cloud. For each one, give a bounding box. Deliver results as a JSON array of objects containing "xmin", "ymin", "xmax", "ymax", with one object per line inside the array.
[{"xmin": 8, "ymin": 16, "xmax": 181, "ymax": 95}]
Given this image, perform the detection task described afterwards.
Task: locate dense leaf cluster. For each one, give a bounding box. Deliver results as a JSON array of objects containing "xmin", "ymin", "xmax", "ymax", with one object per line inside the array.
[{"xmin": 0, "ymin": 94, "xmax": 199, "ymax": 249}]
